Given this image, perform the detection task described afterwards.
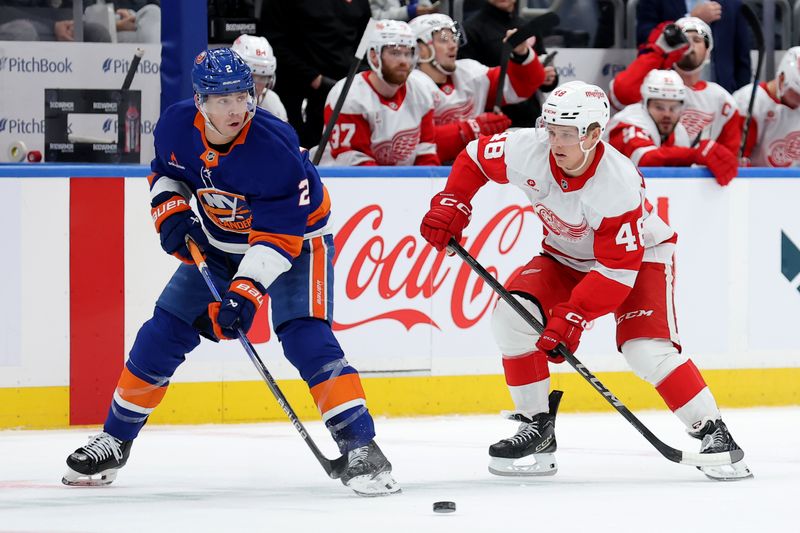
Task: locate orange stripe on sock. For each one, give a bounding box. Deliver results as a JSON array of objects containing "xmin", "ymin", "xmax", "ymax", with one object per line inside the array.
[
  {"xmin": 309, "ymin": 373, "xmax": 366, "ymax": 415},
  {"xmin": 656, "ymin": 360, "xmax": 707, "ymax": 411},
  {"xmin": 115, "ymin": 368, "xmax": 168, "ymax": 409},
  {"xmin": 249, "ymin": 231, "xmax": 303, "ymax": 258},
  {"xmin": 311, "ymin": 237, "xmax": 326, "ymax": 320}
]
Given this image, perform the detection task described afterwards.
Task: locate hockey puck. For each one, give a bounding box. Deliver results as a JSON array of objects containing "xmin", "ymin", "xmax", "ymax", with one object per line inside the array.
[{"xmin": 433, "ymin": 501, "xmax": 456, "ymax": 513}]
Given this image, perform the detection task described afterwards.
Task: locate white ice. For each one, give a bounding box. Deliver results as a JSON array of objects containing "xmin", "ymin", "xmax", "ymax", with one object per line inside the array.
[{"xmin": 1, "ymin": 407, "xmax": 798, "ymax": 533}]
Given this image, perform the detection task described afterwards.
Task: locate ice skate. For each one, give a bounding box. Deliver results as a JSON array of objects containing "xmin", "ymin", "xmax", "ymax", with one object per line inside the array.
[
  {"xmin": 62, "ymin": 432, "xmax": 132, "ymax": 486},
  {"xmin": 689, "ymin": 417, "xmax": 753, "ymax": 481},
  {"xmin": 488, "ymin": 390, "xmax": 563, "ymax": 477},
  {"xmin": 340, "ymin": 440, "xmax": 401, "ymax": 497}
]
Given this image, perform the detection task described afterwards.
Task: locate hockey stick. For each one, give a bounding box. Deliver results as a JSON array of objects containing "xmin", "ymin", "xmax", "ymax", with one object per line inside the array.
[
  {"xmin": 186, "ymin": 238, "xmax": 347, "ymax": 479},
  {"xmin": 446, "ymin": 239, "xmax": 744, "ymax": 468},
  {"xmin": 493, "ymin": 12, "xmax": 560, "ymax": 114},
  {"xmin": 739, "ymin": 3, "xmax": 765, "ymax": 159},
  {"xmin": 121, "ymin": 48, "xmax": 145, "ymax": 91},
  {"xmin": 312, "ymin": 19, "xmax": 376, "ymax": 165}
]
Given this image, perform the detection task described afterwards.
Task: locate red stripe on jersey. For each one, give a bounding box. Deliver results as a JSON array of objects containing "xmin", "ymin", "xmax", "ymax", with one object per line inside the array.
[
  {"xmin": 448, "ymin": 149, "xmax": 490, "ymax": 200},
  {"xmin": 655, "ymin": 360, "xmax": 707, "ymax": 411},
  {"xmin": 502, "ymin": 351, "xmax": 550, "ymax": 387},
  {"xmin": 323, "ymin": 110, "xmax": 377, "ymax": 165}
]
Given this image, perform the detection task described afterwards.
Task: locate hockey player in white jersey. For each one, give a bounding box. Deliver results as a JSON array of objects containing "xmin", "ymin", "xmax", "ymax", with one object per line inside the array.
[
  {"xmin": 420, "ymin": 81, "xmax": 751, "ymax": 481},
  {"xmin": 409, "ymin": 13, "xmax": 545, "ymax": 163},
  {"xmin": 609, "ymin": 18, "xmax": 742, "ymax": 164},
  {"xmin": 322, "ymin": 19, "xmax": 440, "ymax": 166},
  {"xmin": 734, "ymin": 46, "xmax": 800, "ymax": 167},
  {"xmin": 606, "ymin": 69, "xmax": 737, "ymax": 184},
  {"xmin": 231, "ymin": 34, "xmax": 288, "ymax": 122}
]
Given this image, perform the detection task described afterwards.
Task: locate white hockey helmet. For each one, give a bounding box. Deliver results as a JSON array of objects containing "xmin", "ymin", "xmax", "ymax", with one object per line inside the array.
[
  {"xmin": 641, "ymin": 69, "xmax": 686, "ymax": 105},
  {"xmin": 409, "ymin": 13, "xmax": 464, "ymax": 49},
  {"xmin": 231, "ymin": 34, "xmax": 277, "ymax": 88},
  {"xmin": 675, "ymin": 16, "xmax": 714, "ymax": 53},
  {"xmin": 367, "ymin": 20, "xmax": 418, "ymax": 77},
  {"xmin": 540, "ymin": 81, "xmax": 611, "ymax": 137},
  {"xmin": 777, "ymin": 46, "xmax": 800, "ymax": 99}
]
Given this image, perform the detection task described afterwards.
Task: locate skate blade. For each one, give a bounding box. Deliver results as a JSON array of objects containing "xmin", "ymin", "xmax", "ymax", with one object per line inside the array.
[
  {"xmin": 699, "ymin": 461, "xmax": 754, "ymax": 482},
  {"xmin": 488, "ymin": 454, "xmax": 558, "ymax": 477},
  {"xmin": 346, "ymin": 470, "xmax": 402, "ymax": 497},
  {"xmin": 61, "ymin": 467, "xmax": 118, "ymax": 487}
]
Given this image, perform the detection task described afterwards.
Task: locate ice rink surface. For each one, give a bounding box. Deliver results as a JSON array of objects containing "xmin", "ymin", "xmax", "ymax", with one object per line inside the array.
[{"xmin": 1, "ymin": 407, "xmax": 798, "ymax": 533}]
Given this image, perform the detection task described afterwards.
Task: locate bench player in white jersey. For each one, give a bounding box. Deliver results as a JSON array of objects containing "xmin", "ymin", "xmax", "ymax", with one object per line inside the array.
[
  {"xmin": 408, "ymin": 14, "xmax": 546, "ymax": 163},
  {"xmin": 420, "ymin": 81, "xmax": 751, "ymax": 481},
  {"xmin": 607, "ymin": 69, "xmax": 737, "ymax": 185},
  {"xmin": 734, "ymin": 47, "xmax": 800, "ymax": 167},
  {"xmin": 323, "ymin": 19, "xmax": 440, "ymax": 166},
  {"xmin": 609, "ymin": 17, "xmax": 742, "ymax": 160},
  {"xmin": 231, "ymin": 34, "xmax": 288, "ymax": 122}
]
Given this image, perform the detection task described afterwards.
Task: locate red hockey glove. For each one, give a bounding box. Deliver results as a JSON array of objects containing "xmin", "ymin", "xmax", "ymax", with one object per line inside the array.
[
  {"xmin": 151, "ymin": 192, "xmax": 209, "ymax": 264},
  {"xmin": 420, "ymin": 191, "xmax": 472, "ymax": 252},
  {"xmin": 696, "ymin": 140, "xmax": 738, "ymax": 186},
  {"xmin": 208, "ymin": 277, "xmax": 266, "ymax": 340},
  {"xmin": 647, "ymin": 21, "xmax": 690, "ymax": 68},
  {"xmin": 536, "ymin": 303, "xmax": 588, "ymax": 363},
  {"xmin": 458, "ymin": 112, "xmax": 512, "ymax": 142}
]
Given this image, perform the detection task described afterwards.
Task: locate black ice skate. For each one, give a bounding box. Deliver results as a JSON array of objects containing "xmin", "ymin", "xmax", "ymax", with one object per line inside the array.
[
  {"xmin": 62, "ymin": 432, "xmax": 132, "ymax": 486},
  {"xmin": 689, "ymin": 417, "xmax": 753, "ymax": 481},
  {"xmin": 340, "ymin": 440, "xmax": 400, "ymax": 497},
  {"xmin": 488, "ymin": 390, "xmax": 563, "ymax": 477}
]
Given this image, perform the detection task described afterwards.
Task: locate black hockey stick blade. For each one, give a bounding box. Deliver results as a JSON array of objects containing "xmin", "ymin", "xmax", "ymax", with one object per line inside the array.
[
  {"xmin": 186, "ymin": 238, "xmax": 347, "ymax": 478},
  {"xmin": 493, "ymin": 12, "xmax": 560, "ymax": 113},
  {"xmin": 739, "ymin": 3, "xmax": 765, "ymax": 158},
  {"xmin": 446, "ymin": 239, "xmax": 744, "ymax": 468}
]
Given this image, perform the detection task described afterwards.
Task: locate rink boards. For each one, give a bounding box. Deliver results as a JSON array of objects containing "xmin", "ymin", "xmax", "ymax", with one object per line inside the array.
[{"xmin": 0, "ymin": 165, "xmax": 799, "ymax": 429}]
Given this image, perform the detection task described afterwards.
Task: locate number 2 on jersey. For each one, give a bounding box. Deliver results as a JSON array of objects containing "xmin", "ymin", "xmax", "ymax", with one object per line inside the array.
[{"xmin": 298, "ymin": 179, "xmax": 310, "ymax": 206}]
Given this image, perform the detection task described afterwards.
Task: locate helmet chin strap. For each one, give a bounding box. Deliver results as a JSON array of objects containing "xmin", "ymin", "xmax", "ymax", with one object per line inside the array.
[
  {"xmin": 418, "ymin": 42, "xmax": 453, "ymax": 76},
  {"xmin": 562, "ymin": 137, "xmax": 600, "ymax": 173}
]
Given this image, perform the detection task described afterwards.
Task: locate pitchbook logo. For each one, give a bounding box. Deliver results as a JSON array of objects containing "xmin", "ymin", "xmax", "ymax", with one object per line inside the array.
[
  {"xmin": 101, "ymin": 57, "xmax": 159, "ymax": 75},
  {"xmin": 781, "ymin": 230, "xmax": 800, "ymax": 295}
]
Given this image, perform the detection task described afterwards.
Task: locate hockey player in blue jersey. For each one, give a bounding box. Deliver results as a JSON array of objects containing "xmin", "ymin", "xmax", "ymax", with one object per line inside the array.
[{"xmin": 62, "ymin": 48, "xmax": 400, "ymax": 496}]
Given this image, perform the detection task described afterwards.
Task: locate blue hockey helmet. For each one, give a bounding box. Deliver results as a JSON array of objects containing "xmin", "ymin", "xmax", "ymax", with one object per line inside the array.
[{"xmin": 192, "ymin": 48, "xmax": 254, "ymax": 96}]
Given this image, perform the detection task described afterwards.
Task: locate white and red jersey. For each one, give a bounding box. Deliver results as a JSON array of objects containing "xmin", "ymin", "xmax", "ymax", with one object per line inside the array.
[
  {"xmin": 452, "ymin": 130, "xmax": 675, "ymax": 320},
  {"xmin": 609, "ymin": 56, "xmax": 742, "ymax": 154},
  {"xmin": 605, "ymin": 103, "xmax": 698, "ymax": 166},
  {"xmin": 412, "ymin": 55, "xmax": 545, "ymax": 162},
  {"xmin": 734, "ymin": 82, "xmax": 800, "ymax": 167},
  {"xmin": 323, "ymin": 71, "xmax": 440, "ymax": 166},
  {"xmin": 258, "ymin": 89, "xmax": 288, "ymax": 122}
]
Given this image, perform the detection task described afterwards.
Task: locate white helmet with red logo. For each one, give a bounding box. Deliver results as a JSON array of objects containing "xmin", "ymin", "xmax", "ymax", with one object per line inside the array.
[
  {"xmin": 231, "ymin": 34, "xmax": 277, "ymax": 88},
  {"xmin": 367, "ymin": 19, "xmax": 418, "ymax": 79},
  {"xmin": 777, "ymin": 46, "xmax": 800, "ymax": 99},
  {"xmin": 641, "ymin": 69, "xmax": 686, "ymax": 105},
  {"xmin": 540, "ymin": 81, "xmax": 611, "ymax": 137}
]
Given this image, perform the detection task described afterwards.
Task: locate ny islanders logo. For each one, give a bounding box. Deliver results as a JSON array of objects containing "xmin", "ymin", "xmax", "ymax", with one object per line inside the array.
[{"xmin": 197, "ymin": 188, "xmax": 252, "ymax": 233}]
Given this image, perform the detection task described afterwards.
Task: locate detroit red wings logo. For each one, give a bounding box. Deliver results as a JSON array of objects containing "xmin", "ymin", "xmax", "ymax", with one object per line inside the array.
[
  {"xmin": 767, "ymin": 131, "xmax": 800, "ymax": 167},
  {"xmin": 533, "ymin": 203, "xmax": 589, "ymax": 241},
  {"xmin": 373, "ymin": 126, "xmax": 421, "ymax": 165},
  {"xmin": 680, "ymin": 109, "xmax": 714, "ymax": 138},
  {"xmin": 435, "ymin": 100, "xmax": 476, "ymax": 125}
]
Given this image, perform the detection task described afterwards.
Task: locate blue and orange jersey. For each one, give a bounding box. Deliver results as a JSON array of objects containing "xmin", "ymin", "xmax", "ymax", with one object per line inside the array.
[{"xmin": 149, "ymin": 99, "xmax": 331, "ymax": 262}]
